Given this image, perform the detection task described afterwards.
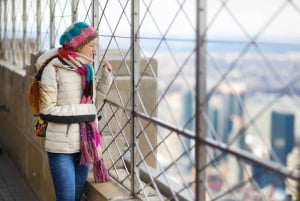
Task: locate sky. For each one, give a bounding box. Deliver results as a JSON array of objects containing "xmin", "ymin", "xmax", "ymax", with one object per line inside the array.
[
  {"xmin": 90, "ymin": 0, "xmax": 300, "ymax": 47},
  {"xmin": 206, "ymin": 0, "xmax": 300, "ymax": 40},
  {"xmin": 4, "ymin": 0, "xmax": 300, "ymax": 46}
]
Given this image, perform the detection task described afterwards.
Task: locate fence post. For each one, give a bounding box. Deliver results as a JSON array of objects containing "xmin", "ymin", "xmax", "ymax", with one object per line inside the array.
[
  {"xmin": 92, "ymin": 0, "xmax": 100, "ymax": 73},
  {"xmin": 12, "ymin": 0, "xmax": 16, "ymax": 64},
  {"xmin": 36, "ymin": 0, "xmax": 41, "ymax": 51},
  {"xmin": 196, "ymin": 0, "xmax": 207, "ymax": 201},
  {"xmin": 71, "ymin": 0, "xmax": 78, "ymax": 23},
  {"xmin": 49, "ymin": 0, "xmax": 55, "ymax": 48},
  {"xmin": 23, "ymin": 0, "xmax": 27, "ymax": 67},
  {"xmin": 131, "ymin": 0, "xmax": 141, "ymax": 195}
]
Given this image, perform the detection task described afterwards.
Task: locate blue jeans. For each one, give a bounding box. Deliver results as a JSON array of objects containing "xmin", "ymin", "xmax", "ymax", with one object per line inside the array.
[{"xmin": 48, "ymin": 152, "xmax": 90, "ymax": 201}]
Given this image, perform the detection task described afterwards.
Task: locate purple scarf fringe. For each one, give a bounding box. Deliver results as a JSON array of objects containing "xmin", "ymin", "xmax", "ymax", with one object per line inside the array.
[{"xmin": 79, "ymin": 121, "xmax": 109, "ymax": 182}]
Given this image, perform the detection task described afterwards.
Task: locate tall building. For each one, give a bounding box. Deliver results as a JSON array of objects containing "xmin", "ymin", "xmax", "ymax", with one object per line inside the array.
[
  {"xmin": 181, "ymin": 90, "xmax": 194, "ymax": 170},
  {"xmin": 271, "ymin": 111, "xmax": 294, "ymax": 189},
  {"xmin": 271, "ymin": 111, "xmax": 294, "ymax": 165},
  {"xmin": 253, "ymin": 111, "xmax": 295, "ymax": 190},
  {"xmin": 219, "ymin": 82, "xmax": 246, "ymax": 144},
  {"xmin": 207, "ymin": 105, "xmax": 219, "ymax": 140},
  {"xmin": 182, "ymin": 90, "xmax": 194, "ymax": 133},
  {"xmin": 218, "ymin": 83, "xmax": 246, "ymax": 185}
]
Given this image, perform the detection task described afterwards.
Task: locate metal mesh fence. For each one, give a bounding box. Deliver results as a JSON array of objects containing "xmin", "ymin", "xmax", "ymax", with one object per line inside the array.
[{"xmin": 0, "ymin": 0, "xmax": 300, "ymax": 200}]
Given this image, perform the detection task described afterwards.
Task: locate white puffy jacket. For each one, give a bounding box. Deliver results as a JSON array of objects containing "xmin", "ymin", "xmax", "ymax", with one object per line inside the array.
[{"xmin": 38, "ymin": 49, "xmax": 112, "ymax": 153}]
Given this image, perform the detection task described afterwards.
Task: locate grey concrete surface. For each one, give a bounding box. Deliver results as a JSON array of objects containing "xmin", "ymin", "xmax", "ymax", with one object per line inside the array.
[{"xmin": 0, "ymin": 152, "xmax": 39, "ymax": 201}]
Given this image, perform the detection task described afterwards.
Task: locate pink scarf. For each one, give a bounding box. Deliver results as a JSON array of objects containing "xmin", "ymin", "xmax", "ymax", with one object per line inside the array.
[{"xmin": 58, "ymin": 48, "xmax": 109, "ymax": 182}]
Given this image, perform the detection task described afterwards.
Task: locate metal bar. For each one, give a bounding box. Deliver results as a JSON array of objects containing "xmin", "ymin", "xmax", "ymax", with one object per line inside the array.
[
  {"xmin": 195, "ymin": 0, "xmax": 207, "ymax": 201},
  {"xmin": 49, "ymin": 0, "xmax": 55, "ymax": 48},
  {"xmin": 107, "ymin": 196, "xmax": 135, "ymax": 201},
  {"xmin": 71, "ymin": 0, "xmax": 78, "ymax": 23},
  {"xmin": 36, "ymin": 0, "xmax": 41, "ymax": 51},
  {"xmin": 131, "ymin": 0, "xmax": 140, "ymax": 196},
  {"xmin": 0, "ymin": 1, "xmax": 2, "ymax": 41},
  {"xmin": 92, "ymin": 0, "xmax": 99, "ymax": 73},
  {"xmin": 3, "ymin": 0, "xmax": 7, "ymax": 60},
  {"xmin": 124, "ymin": 158, "xmax": 192, "ymax": 201},
  {"xmin": 22, "ymin": 0, "xmax": 27, "ymax": 67},
  {"xmin": 105, "ymin": 98, "xmax": 299, "ymax": 181},
  {"xmin": 12, "ymin": 0, "xmax": 16, "ymax": 64}
]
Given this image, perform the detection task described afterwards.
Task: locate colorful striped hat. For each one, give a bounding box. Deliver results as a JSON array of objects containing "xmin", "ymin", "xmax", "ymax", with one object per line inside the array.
[{"xmin": 59, "ymin": 22, "xmax": 97, "ymax": 50}]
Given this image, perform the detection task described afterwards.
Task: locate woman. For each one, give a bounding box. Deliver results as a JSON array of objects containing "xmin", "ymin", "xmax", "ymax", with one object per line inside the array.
[{"xmin": 36, "ymin": 22, "xmax": 112, "ymax": 201}]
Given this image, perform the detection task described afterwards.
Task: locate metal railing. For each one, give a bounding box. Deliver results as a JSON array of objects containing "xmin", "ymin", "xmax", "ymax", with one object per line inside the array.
[{"xmin": 1, "ymin": 0, "xmax": 300, "ymax": 200}]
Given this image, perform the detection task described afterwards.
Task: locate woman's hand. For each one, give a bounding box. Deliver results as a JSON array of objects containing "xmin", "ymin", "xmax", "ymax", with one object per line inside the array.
[{"xmin": 102, "ymin": 62, "xmax": 112, "ymax": 72}]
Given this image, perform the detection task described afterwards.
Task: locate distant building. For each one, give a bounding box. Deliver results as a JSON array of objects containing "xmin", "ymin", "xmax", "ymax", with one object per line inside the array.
[
  {"xmin": 207, "ymin": 105, "xmax": 219, "ymax": 140},
  {"xmin": 218, "ymin": 82, "xmax": 246, "ymax": 185},
  {"xmin": 181, "ymin": 90, "xmax": 194, "ymax": 170},
  {"xmin": 219, "ymin": 82, "xmax": 246, "ymax": 144},
  {"xmin": 271, "ymin": 111, "xmax": 294, "ymax": 165},
  {"xmin": 182, "ymin": 89, "xmax": 194, "ymax": 133},
  {"xmin": 253, "ymin": 111, "xmax": 294, "ymax": 190}
]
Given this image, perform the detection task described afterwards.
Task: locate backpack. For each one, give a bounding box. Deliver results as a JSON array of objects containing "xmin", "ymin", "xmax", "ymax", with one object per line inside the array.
[{"xmin": 28, "ymin": 54, "xmax": 57, "ymax": 137}]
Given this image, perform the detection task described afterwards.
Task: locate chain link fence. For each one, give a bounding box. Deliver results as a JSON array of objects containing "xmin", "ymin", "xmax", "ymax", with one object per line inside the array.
[{"xmin": 0, "ymin": 0, "xmax": 300, "ymax": 200}]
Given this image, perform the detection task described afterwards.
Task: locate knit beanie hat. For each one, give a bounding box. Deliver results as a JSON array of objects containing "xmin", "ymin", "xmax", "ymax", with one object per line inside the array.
[{"xmin": 59, "ymin": 22, "xmax": 97, "ymax": 50}]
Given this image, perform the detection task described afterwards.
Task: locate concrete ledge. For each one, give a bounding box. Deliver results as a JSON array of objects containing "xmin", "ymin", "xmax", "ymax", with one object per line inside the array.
[
  {"xmin": 0, "ymin": 60, "xmax": 26, "ymax": 76},
  {"xmin": 84, "ymin": 168, "xmax": 165, "ymax": 201},
  {"xmin": 85, "ymin": 171, "xmax": 136, "ymax": 201}
]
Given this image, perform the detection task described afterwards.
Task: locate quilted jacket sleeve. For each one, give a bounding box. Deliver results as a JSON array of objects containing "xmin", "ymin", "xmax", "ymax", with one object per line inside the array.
[{"xmin": 95, "ymin": 66, "xmax": 112, "ymax": 112}]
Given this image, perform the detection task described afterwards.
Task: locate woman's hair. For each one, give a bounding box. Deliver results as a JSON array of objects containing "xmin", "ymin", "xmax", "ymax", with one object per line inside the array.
[{"xmin": 28, "ymin": 55, "xmax": 57, "ymax": 115}]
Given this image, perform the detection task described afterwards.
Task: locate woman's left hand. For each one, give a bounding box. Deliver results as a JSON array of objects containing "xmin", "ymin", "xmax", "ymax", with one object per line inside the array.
[{"xmin": 103, "ymin": 62, "xmax": 112, "ymax": 72}]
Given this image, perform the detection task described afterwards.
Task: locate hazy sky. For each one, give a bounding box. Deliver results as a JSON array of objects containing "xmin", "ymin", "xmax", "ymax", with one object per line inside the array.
[
  {"xmin": 120, "ymin": 0, "xmax": 300, "ymax": 41},
  {"xmin": 15, "ymin": 0, "xmax": 300, "ymax": 46},
  {"xmin": 19, "ymin": 0, "xmax": 299, "ymax": 41},
  {"xmin": 206, "ymin": 0, "xmax": 300, "ymax": 39}
]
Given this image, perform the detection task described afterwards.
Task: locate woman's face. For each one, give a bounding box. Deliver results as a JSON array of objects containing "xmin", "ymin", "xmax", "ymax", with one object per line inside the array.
[{"xmin": 79, "ymin": 38, "xmax": 97, "ymax": 59}]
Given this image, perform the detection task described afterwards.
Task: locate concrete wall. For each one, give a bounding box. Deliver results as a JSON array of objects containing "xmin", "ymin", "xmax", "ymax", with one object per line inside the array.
[
  {"xmin": 0, "ymin": 51, "xmax": 157, "ymax": 201},
  {"xmin": 0, "ymin": 56, "xmax": 56, "ymax": 201}
]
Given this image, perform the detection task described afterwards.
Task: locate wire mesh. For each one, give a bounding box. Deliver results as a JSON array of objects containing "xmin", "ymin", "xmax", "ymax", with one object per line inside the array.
[{"xmin": 0, "ymin": 0, "xmax": 300, "ymax": 200}]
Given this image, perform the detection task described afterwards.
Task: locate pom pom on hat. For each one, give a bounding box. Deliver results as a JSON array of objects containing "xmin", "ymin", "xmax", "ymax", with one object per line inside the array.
[{"xmin": 59, "ymin": 22, "xmax": 97, "ymax": 50}]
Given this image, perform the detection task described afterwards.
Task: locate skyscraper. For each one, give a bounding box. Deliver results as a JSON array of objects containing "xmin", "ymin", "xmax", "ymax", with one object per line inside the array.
[
  {"xmin": 271, "ymin": 111, "xmax": 294, "ymax": 165},
  {"xmin": 253, "ymin": 111, "xmax": 294, "ymax": 189},
  {"xmin": 219, "ymin": 82, "xmax": 246, "ymax": 144}
]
